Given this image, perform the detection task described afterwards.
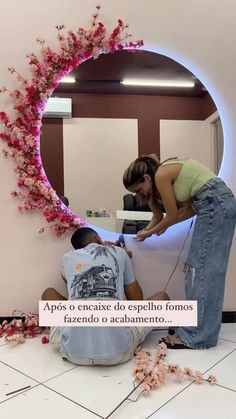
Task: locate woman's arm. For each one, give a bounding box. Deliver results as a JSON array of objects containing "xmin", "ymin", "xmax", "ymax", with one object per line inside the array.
[
  {"xmin": 136, "ymin": 167, "xmax": 194, "ymax": 239},
  {"xmin": 136, "ymin": 170, "xmax": 178, "ymax": 239},
  {"xmin": 135, "ymin": 198, "xmax": 163, "ymax": 241},
  {"xmin": 147, "ymin": 196, "xmax": 192, "ymax": 236},
  {"xmin": 149, "ymin": 205, "xmax": 195, "ymax": 235},
  {"xmin": 144, "ymin": 198, "xmax": 163, "ymax": 230}
]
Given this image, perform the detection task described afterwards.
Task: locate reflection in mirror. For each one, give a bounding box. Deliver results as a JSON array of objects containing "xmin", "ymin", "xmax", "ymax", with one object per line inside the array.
[{"xmin": 40, "ymin": 50, "xmax": 223, "ymax": 232}]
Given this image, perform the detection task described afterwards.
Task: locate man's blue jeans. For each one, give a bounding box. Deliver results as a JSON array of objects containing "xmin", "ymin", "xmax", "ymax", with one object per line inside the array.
[{"xmin": 177, "ymin": 178, "xmax": 236, "ymax": 349}]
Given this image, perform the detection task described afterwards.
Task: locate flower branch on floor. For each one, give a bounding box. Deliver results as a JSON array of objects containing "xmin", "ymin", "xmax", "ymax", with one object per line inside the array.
[
  {"xmin": 0, "ymin": 311, "xmax": 49, "ymax": 344},
  {"xmin": 133, "ymin": 343, "xmax": 217, "ymax": 396},
  {"xmin": 0, "ymin": 6, "xmax": 143, "ymax": 235},
  {"xmin": 99, "ymin": 342, "xmax": 217, "ymax": 418}
]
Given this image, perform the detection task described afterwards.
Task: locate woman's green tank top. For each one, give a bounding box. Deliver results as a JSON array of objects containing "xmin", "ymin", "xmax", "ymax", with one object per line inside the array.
[{"xmin": 161, "ymin": 158, "xmax": 216, "ymax": 201}]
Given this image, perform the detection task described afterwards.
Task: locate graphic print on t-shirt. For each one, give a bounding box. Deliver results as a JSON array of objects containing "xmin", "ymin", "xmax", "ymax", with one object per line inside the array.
[
  {"xmin": 70, "ymin": 245, "xmax": 120, "ymax": 299},
  {"xmin": 71, "ymin": 264, "xmax": 117, "ymax": 299}
]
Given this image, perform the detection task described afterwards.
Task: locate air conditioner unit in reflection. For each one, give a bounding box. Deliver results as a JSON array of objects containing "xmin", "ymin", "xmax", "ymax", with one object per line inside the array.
[{"xmin": 44, "ymin": 97, "xmax": 72, "ymax": 118}]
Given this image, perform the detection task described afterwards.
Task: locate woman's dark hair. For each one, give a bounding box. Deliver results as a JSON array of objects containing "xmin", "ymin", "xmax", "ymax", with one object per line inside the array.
[
  {"xmin": 71, "ymin": 227, "xmax": 98, "ymax": 249},
  {"xmin": 123, "ymin": 155, "xmax": 160, "ymax": 191}
]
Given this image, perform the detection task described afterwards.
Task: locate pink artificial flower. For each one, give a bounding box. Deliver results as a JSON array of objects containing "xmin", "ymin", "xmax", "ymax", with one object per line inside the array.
[
  {"xmin": 0, "ymin": 9, "xmax": 144, "ymax": 236},
  {"xmin": 143, "ymin": 383, "xmax": 151, "ymax": 394},
  {"xmin": 6, "ymin": 334, "xmax": 26, "ymax": 344},
  {"xmin": 208, "ymin": 375, "xmax": 217, "ymax": 385},
  {"xmin": 15, "ymin": 320, "xmax": 23, "ymax": 328},
  {"xmin": 184, "ymin": 367, "xmax": 194, "ymax": 377},
  {"xmin": 118, "ymin": 19, "xmax": 125, "ymax": 28},
  {"xmin": 194, "ymin": 371, "xmax": 204, "ymax": 383}
]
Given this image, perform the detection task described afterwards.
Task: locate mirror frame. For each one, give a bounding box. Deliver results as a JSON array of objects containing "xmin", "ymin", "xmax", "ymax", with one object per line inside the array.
[{"xmin": 0, "ymin": 7, "xmax": 143, "ymax": 236}]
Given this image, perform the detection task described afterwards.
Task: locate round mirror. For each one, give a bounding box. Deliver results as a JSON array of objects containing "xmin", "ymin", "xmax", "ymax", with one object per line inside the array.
[{"xmin": 41, "ymin": 50, "xmax": 223, "ymax": 232}]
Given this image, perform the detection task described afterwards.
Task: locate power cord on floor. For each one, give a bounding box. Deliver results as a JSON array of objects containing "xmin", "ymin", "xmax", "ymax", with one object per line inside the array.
[{"xmin": 163, "ymin": 219, "xmax": 194, "ymax": 292}]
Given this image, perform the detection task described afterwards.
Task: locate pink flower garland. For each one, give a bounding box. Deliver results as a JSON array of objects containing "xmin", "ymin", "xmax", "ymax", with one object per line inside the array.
[
  {"xmin": 0, "ymin": 6, "xmax": 143, "ymax": 236},
  {"xmin": 134, "ymin": 343, "xmax": 217, "ymax": 397},
  {"xmin": 0, "ymin": 311, "xmax": 49, "ymax": 344}
]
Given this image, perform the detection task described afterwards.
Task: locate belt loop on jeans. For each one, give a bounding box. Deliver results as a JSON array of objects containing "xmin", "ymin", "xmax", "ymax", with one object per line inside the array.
[{"xmin": 205, "ymin": 177, "xmax": 220, "ymax": 189}]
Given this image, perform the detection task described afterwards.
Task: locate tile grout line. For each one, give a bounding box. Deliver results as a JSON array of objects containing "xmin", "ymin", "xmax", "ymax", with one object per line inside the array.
[
  {"xmin": 145, "ymin": 377, "xmax": 236, "ymax": 419},
  {"xmin": 0, "ymin": 359, "xmax": 81, "ymax": 406},
  {"xmin": 1, "ymin": 380, "xmax": 105, "ymax": 419},
  {"xmin": 145, "ymin": 346, "xmax": 236, "ymax": 418},
  {"xmin": 0, "ymin": 338, "xmax": 236, "ymax": 418},
  {"xmin": 0, "ymin": 356, "xmax": 143, "ymax": 419},
  {"xmin": 213, "ymin": 382, "xmax": 236, "ymax": 393},
  {"xmin": 0, "ymin": 359, "xmax": 42, "ymax": 405},
  {"xmin": 0, "ymin": 359, "xmax": 41, "ymax": 384},
  {"xmin": 39, "ymin": 364, "xmax": 79, "ymax": 385},
  {"xmin": 40, "ymin": 382, "xmax": 106, "ymax": 419},
  {"xmin": 0, "ymin": 363, "xmax": 105, "ymax": 419},
  {"xmin": 0, "ymin": 383, "xmax": 41, "ymax": 405},
  {"xmin": 0, "ymin": 357, "xmax": 78, "ymax": 384},
  {"xmin": 101, "ymin": 339, "xmax": 236, "ymax": 419},
  {"xmin": 0, "ymin": 352, "xmax": 106, "ymax": 419},
  {"xmin": 146, "ymin": 381, "xmax": 196, "ymax": 419},
  {"xmin": 218, "ymin": 337, "xmax": 236, "ymax": 344},
  {"xmin": 200, "ymin": 346, "xmax": 236, "ymax": 393},
  {"xmin": 0, "ymin": 353, "xmax": 134, "ymax": 418},
  {"xmin": 201, "ymin": 347, "xmax": 236, "ymax": 376}
]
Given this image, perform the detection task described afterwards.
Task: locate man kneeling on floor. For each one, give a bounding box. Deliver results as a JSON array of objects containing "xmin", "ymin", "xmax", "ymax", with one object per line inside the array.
[{"xmin": 42, "ymin": 227, "xmax": 169, "ymax": 366}]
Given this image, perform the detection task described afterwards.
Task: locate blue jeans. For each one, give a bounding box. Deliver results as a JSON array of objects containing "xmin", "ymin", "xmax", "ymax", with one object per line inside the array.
[{"xmin": 177, "ymin": 178, "xmax": 236, "ymax": 349}]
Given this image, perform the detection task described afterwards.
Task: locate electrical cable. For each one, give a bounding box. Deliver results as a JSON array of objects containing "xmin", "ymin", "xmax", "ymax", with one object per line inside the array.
[
  {"xmin": 119, "ymin": 226, "xmax": 193, "ymax": 292},
  {"xmin": 163, "ymin": 219, "xmax": 194, "ymax": 292}
]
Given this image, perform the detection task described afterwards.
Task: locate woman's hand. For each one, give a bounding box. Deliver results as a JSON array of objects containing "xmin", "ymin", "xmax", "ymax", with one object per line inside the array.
[
  {"xmin": 154, "ymin": 226, "xmax": 168, "ymax": 236},
  {"xmin": 134, "ymin": 229, "xmax": 152, "ymax": 242}
]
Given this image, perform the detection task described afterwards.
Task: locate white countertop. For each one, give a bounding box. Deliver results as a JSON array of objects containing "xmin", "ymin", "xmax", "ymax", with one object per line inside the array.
[{"xmin": 116, "ymin": 210, "xmax": 152, "ymax": 221}]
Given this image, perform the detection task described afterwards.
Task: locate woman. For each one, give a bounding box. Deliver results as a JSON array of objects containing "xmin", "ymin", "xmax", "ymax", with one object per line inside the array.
[{"xmin": 123, "ymin": 155, "xmax": 236, "ymax": 349}]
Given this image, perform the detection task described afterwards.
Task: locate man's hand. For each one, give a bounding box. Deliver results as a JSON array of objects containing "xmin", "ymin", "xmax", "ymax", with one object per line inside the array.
[
  {"xmin": 102, "ymin": 240, "xmax": 115, "ymax": 246},
  {"xmin": 103, "ymin": 240, "xmax": 132, "ymax": 258},
  {"xmin": 126, "ymin": 250, "xmax": 133, "ymax": 259}
]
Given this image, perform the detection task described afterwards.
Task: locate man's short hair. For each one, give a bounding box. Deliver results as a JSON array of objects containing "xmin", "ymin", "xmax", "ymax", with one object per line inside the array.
[{"xmin": 71, "ymin": 227, "xmax": 99, "ymax": 249}]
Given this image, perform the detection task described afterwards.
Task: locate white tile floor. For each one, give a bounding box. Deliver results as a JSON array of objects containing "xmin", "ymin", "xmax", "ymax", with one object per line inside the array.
[{"xmin": 0, "ymin": 323, "xmax": 235, "ymax": 419}]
